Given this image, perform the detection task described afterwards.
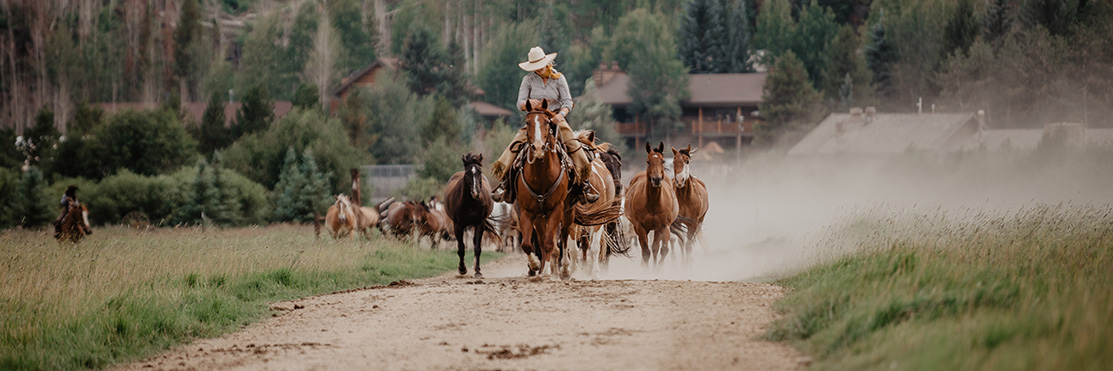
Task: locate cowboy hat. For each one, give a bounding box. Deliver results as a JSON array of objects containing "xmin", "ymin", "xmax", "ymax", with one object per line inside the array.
[{"xmin": 518, "ymin": 46, "xmax": 557, "ymax": 71}]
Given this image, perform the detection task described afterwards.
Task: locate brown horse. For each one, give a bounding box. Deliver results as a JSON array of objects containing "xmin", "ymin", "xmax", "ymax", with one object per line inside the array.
[
  {"xmin": 442, "ymin": 152, "xmax": 500, "ymax": 277},
  {"xmin": 356, "ymin": 204, "xmax": 381, "ymax": 239},
  {"xmin": 624, "ymin": 142, "xmax": 679, "ymax": 267},
  {"xmin": 514, "ymin": 100, "xmax": 572, "ymax": 279},
  {"xmin": 384, "ymin": 201, "xmax": 421, "ymax": 239},
  {"xmin": 56, "ymin": 201, "xmax": 91, "ymax": 243},
  {"xmin": 564, "ymin": 132, "xmax": 629, "ymax": 276},
  {"xmin": 414, "ymin": 200, "xmax": 451, "ymax": 248},
  {"xmin": 326, "ymin": 194, "xmax": 360, "ymax": 240},
  {"xmin": 672, "ymin": 145, "xmax": 709, "ymax": 264}
]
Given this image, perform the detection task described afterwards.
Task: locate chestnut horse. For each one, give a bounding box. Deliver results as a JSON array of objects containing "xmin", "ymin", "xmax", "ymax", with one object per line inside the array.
[
  {"xmin": 355, "ymin": 198, "xmax": 394, "ymax": 239},
  {"xmin": 442, "ymin": 152, "xmax": 500, "ymax": 277},
  {"xmin": 624, "ymin": 142, "xmax": 679, "ymax": 267},
  {"xmin": 57, "ymin": 201, "xmax": 91, "ymax": 243},
  {"xmin": 326, "ymin": 194, "xmax": 360, "ymax": 240},
  {"xmin": 672, "ymin": 145, "xmax": 709, "ymax": 263},
  {"xmin": 414, "ymin": 199, "xmax": 451, "ymax": 248},
  {"xmin": 564, "ymin": 132, "xmax": 629, "ymax": 276},
  {"xmin": 514, "ymin": 101, "xmax": 572, "ymax": 279},
  {"xmin": 384, "ymin": 201, "xmax": 422, "ymax": 239}
]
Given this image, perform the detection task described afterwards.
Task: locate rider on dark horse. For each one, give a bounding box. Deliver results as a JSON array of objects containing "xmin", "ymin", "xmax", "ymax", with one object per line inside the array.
[
  {"xmin": 53, "ymin": 185, "xmax": 91, "ymax": 237},
  {"xmin": 489, "ymin": 46, "xmax": 599, "ymax": 205}
]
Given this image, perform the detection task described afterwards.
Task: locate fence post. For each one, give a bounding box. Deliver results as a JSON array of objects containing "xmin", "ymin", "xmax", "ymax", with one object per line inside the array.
[
  {"xmin": 351, "ymin": 168, "xmax": 361, "ymax": 206},
  {"xmin": 314, "ymin": 211, "xmax": 321, "ymax": 240}
]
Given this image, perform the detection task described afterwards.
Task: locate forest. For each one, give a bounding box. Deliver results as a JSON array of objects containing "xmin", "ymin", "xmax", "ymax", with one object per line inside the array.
[{"xmin": 1, "ymin": 0, "xmax": 1111, "ymax": 228}]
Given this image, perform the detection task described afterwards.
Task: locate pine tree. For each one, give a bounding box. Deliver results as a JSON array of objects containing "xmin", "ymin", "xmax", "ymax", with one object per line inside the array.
[
  {"xmin": 421, "ymin": 96, "xmax": 460, "ymax": 146},
  {"xmin": 297, "ymin": 149, "xmax": 330, "ymax": 222},
  {"xmin": 865, "ymin": 12, "xmax": 897, "ymax": 100},
  {"xmin": 232, "ymin": 85, "xmax": 274, "ymax": 138},
  {"xmin": 791, "ymin": 1, "xmax": 839, "ymax": 90},
  {"xmin": 399, "ymin": 28, "xmax": 449, "ymax": 96},
  {"xmin": 753, "ymin": 0, "xmax": 795, "ymax": 65},
  {"xmin": 1019, "ymin": 0, "xmax": 1079, "ymax": 36},
  {"xmin": 292, "ymin": 84, "xmax": 320, "ymax": 110},
  {"xmin": 942, "ymin": 0, "xmax": 981, "ymax": 59},
  {"xmin": 723, "ymin": 0, "xmax": 754, "ymax": 73},
  {"xmin": 273, "ymin": 148, "xmax": 306, "ymax": 222},
  {"xmin": 287, "ymin": 2, "xmax": 319, "ymax": 88},
  {"xmin": 15, "ymin": 167, "xmax": 52, "ymax": 228},
  {"xmin": 619, "ymin": 9, "xmax": 691, "ymax": 138},
  {"xmin": 178, "ymin": 159, "xmax": 214, "ymax": 225},
  {"xmin": 984, "ymin": 0, "xmax": 1015, "ymax": 52},
  {"xmin": 679, "ymin": 0, "xmax": 728, "ymax": 73},
  {"xmin": 758, "ymin": 51, "xmax": 820, "ymax": 141},
  {"xmin": 199, "ymin": 92, "xmax": 231, "ymax": 156},
  {"xmin": 204, "ymin": 153, "xmax": 234, "ymax": 226},
  {"xmin": 330, "ymin": 0, "xmax": 377, "ymax": 74},
  {"xmin": 823, "ymin": 24, "xmax": 873, "ymax": 108},
  {"xmin": 173, "ymin": 0, "xmax": 202, "ymax": 96}
]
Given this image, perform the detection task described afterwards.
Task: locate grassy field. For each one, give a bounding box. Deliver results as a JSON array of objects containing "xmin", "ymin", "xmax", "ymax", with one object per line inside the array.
[
  {"xmin": 767, "ymin": 204, "xmax": 1113, "ymax": 370},
  {"xmin": 0, "ymin": 225, "xmax": 501, "ymax": 370}
]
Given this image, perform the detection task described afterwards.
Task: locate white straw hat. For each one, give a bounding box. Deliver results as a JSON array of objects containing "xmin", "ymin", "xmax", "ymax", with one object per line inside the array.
[{"xmin": 518, "ymin": 46, "xmax": 557, "ymax": 71}]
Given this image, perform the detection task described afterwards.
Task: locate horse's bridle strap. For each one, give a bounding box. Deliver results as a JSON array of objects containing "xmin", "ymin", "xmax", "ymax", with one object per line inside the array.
[{"xmin": 519, "ymin": 166, "xmax": 565, "ymax": 215}]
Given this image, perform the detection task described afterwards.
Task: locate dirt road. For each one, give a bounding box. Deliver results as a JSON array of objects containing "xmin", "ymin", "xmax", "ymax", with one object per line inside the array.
[{"xmin": 121, "ymin": 253, "xmax": 802, "ymax": 370}]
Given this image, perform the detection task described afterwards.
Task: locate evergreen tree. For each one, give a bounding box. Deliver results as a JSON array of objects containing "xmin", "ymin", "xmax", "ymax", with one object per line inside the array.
[
  {"xmin": 287, "ymin": 2, "xmax": 319, "ymax": 88},
  {"xmin": 1019, "ymin": 0, "xmax": 1079, "ymax": 36},
  {"xmin": 941, "ymin": 0, "xmax": 981, "ymax": 60},
  {"xmin": 273, "ymin": 148, "xmax": 306, "ymax": 222},
  {"xmin": 296, "ymin": 149, "xmax": 331, "ymax": 223},
  {"xmin": 329, "ymin": 0, "xmax": 377, "ymax": 74},
  {"xmin": 399, "ymin": 27, "xmax": 449, "ymax": 96},
  {"xmin": 679, "ymin": 0, "xmax": 728, "ymax": 73},
  {"xmin": 984, "ymin": 0, "xmax": 1015, "ymax": 52},
  {"xmin": 292, "ymin": 84, "xmax": 320, "ymax": 110},
  {"xmin": 723, "ymin": 0, "xmax": 754, "ymax": 73},
  {"xmin": 758, "ymin": 51, "xmax": 820, "ymax": 141},
  {"xmin": 15, "ymin": 167, "xmax": 52, "ymax": 228},
  {"xmin": 818, "ymin": 0, "xmax": 871, "ymax": 27},
  {"xmin": 823, "ymin": 25, "xmax": 873, "ymax": 108},
  {"xmin": 440, "ymin": 39, "xmax": 472, "ymax": 105},
  {"xmin": 477, "ymin": 21, "xmax": 539, "ymax": 112},
  {"xmin": 198, "ymin": 92, "xmax": 231, "ymax": 157},
  {"xmin": 619, "ymin": 10, "xmax": 691, "ymax": 139},
  {"xmin": 791, "ymin": 1, "xmax": 839, "ymax": 90},
  {"xmin": 753, "ymin": 0, "xmax": 795, "ymax": 65},
  {"xmin": 173, "ymin": 0, "xmax": 202, "ymax": 97},
  {"xmin": 421, "ymin": 96, "xmax": 461, "ymax": 146},
  {"xmin": 205, "ymin": 153, "xmax": 237, "ymax": 225},
  {"xmin": 177, "ymin": 159, "xmax": 213, "ymax": 225},
  {"xmin": 232, "ymin": 85, "xmax": 274, "ymax": 138},
  {"xmin": 0, "ymin": 128, "xmax": 22, "ymax": 169},
  {"xmin": 865, "ymin": 13, "xmax": 897, "ymax": 100}
]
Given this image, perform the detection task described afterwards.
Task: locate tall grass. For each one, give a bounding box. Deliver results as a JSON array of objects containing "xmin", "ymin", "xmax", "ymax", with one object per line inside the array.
[
  {"xmin": 767, "ymin": 204, "xmax": 1113, "ymax": 370},
  {"xmin": 0, "ymin": 225, "xmax": 500, "ymax": 369}
]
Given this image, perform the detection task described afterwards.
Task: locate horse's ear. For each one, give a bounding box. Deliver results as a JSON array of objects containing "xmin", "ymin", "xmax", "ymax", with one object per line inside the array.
[
  {"xmin": 524, "ymin": 100, "xmax": 532, "ymax": 111},
  {"xmin": 586, "ymin": 130, "xmax": 595, "ymax": 144},
  {"xmin": 671, "ymin": 147, "xmax": 679, "ymax": 157},
  {"xmin": 645, "ymin": 142, "xmax": 652, "ymax": 154},
  {"xmin": 477, "ymin": 153, "xmax": 483, "ymax": 163},
  {"xmin": 540, "ymin": 99, "xmax": 549, "ymax": 111},
  {"xmin": 657, "ymin": 142, "xmax": 665, "ymax": 153}
]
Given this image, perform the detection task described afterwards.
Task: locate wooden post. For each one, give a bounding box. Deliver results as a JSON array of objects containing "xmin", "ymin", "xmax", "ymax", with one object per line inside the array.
[
  {"xmin": 697, "ymin": 107, "xmax": 704, "ymax": 149},
  {"xmin": 314, "ymin": 211, "xmax": 321, "ymax": 240},
  {"xmin": 350, "ymin": 168, "xmax": 361, "ymax": 206}
]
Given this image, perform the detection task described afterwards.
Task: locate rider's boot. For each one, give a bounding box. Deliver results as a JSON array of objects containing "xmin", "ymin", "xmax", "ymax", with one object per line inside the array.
[{"xmin": 491, "ymin": 180, "xmax": 506, "ymax": 202}]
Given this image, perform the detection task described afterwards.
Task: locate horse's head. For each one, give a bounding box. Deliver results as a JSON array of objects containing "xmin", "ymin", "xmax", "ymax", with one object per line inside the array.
[
  {"xmin": 672, "ymin": 144, "xmax": 695, "ymax": 188},
  {"xmin": 522, "ymin": 100, "xmax": 557, "ymax": 162},
  {"xmin": 74, "ymin": 201, "xmax": 90, "ymax": 231},
  {"xmin": 335, "ymin": 194, "xmax": 354, "ymax": 222},
  {"xmin": 645, "ymin": 141, "xmax": 667, "ymax": 188},
  {"xmin": 599, "ymin": 146, "xmax": 623, "ymax": 196},
  {"xmin": 573, "ymin": 130, "xmax": 598, "ymax": 160},
  {"xmin": 414, "ymin": 201, "xmax": 431, "ymax": 228},
  {"xmin": 461, "ymin": 152, "xmax": 485, "ymax": 199}
]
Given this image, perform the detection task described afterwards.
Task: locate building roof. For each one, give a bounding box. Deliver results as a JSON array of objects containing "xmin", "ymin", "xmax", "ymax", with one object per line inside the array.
[
  {"xmin": 331, "ymin": 58, "xmax": 400, "ymax": 97},
  {"xmin": 789, "ymin": 112, "xmax": 978, "ymax": 155},
  {"xmin": 96, "ymin": 101, "xmax": 293, "ymax": 127},
  {"xmin": 591, "ymin": 72, "xmax": 766, "ymax": 108},
  {"xmin": 468, "ymin": 101, "xmax": 514, "ymax": 118}
]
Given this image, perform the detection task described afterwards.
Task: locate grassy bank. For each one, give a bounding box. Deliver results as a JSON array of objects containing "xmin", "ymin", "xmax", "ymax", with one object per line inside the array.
[
  {"xmin": 0, "ymin": 225, "xmax": 500, "ymax": 369},
  {"xmin": 768, "ymin": 205, "xmax": 1112, "ymax": 370}
]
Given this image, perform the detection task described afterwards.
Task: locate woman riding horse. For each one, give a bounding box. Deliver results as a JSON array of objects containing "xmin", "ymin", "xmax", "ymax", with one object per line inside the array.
[
  {"xmin": 53, "ymin": 185, "xmax": 91, "ymax": 238},
  {"xmin": 490, "ymin": 46, "xmax": 598, "ymax": 204}
]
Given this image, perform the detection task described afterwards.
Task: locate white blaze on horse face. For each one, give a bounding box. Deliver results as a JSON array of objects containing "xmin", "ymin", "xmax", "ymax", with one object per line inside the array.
[
  {"xmin": 532, "ymin": 116, "xmax": 544, "ymax": 156},
  {"xmin": 676, "ymin": 161, "xmax": 690, "ymax": 187},
  {"xmin": 82, "ymin": 210, "xmax": 90, "ymax": 230},
  {"xmin": 470, "ymin": 167, "xmax": 480, "ymax": 198}
]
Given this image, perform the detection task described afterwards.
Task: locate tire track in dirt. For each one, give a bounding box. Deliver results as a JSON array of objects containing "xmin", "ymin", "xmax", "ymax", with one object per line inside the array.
[{"xmin": 119, "ymin": 254, "xmax": 802, "ymax": 370}]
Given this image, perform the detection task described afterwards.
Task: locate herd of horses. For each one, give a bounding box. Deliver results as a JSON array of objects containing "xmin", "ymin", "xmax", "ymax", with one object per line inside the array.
[{"xmin": 327, "ymin": 101, "xmax": 710, "ymax": 280}]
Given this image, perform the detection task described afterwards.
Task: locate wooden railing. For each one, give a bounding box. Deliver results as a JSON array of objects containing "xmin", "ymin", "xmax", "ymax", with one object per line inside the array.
[{"xmin": 614, "ymin": 119, "xmax": 755, "ymax": 136}]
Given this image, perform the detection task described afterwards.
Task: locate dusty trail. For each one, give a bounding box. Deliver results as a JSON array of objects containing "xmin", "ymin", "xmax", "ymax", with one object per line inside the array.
[{"xmin": 120, "ymin": 252, "xmax": 801, "ymax": 371}]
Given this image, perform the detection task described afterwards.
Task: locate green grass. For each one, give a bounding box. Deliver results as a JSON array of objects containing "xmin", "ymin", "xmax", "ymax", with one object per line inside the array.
[
  {"xmin": 768, "ymin": 204, "xmax": 1113, "ymax": 370},
  {"xmin": 0, "ymin": 225, "xmax": 501, "ymax": 370}
]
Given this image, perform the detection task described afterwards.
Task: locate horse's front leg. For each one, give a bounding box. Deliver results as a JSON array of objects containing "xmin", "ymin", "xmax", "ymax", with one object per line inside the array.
[
  {"xmin": 520, "ymin": 214, "xmax": 539, "ymax": 277},
  {"xmin": 634, "ymin": 225, "xmax": 650, "ymax": 268},
  {"xmin": 472, "ymin": 225, "xmax": 484, "ymax": 279},
  {"xmin": 454, "ymin": 226, "xmax": 467, "ymax": 276},
  {"xmin": 542, "ymin": 214, "xmax": 564, "ymax": 280},
  {"xmin": 655, "ymin": 226, "xmax": 670, "ymax": 268}
]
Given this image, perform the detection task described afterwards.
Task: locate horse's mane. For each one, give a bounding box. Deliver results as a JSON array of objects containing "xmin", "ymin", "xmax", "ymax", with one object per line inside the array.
[{"xmin": 678, "ymin": 148, "xmax": 691, "ymax": 157}]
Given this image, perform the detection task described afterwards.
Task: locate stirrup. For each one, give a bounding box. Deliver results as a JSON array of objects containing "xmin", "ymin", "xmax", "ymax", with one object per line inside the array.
[{"xmin": 491, "ymin": 180, "xmax": 506, "ymax": 202}]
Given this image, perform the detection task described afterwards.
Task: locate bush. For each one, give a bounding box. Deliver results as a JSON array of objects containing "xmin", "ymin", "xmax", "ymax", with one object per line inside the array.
[
  {"xmin": 172, "ymin": 158, "xmax": 267, "ymax": 227},
  {"xmin": 87, "ymin": 110, "xmax": 198, "ymax": 177},
  {"xmin": 82, "ymin": 170, "xmax": 181, "ymax": 226},
  {"xmin": 0, "ymin": 167, "xmax": 22, "ymax": 228},
  {"xmin": 222, "ymin": 108, "xmax": 359, "ymax": 193},
  {"xmin": 10, "ymin": 167, "xmax": 53, "ymax": 228},
  {"xmin": 272, "ymin": 148, "xmax": 331, "ymax": 223}
]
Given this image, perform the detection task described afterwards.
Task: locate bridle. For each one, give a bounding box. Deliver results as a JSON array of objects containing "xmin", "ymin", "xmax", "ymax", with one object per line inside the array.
[{"xmin": 519, "ymin": 110, "xmax": 569, "ymax": 215}]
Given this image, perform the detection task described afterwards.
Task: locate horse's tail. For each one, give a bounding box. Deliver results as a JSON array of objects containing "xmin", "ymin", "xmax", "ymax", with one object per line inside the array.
[
  {"xmin": 573, "ymin": 200, "xmax": 623, "ymax": 226},
  {"xmin": 603, "ymin": 221, "xmax": 632, "ymax": 258},
  {"xmin": 480, "ymin": 218, "xmax": 502, "ymax": 245},
  {"xmin": 670, "ymin": 216, "xmax": 700, "ymax": 241}
]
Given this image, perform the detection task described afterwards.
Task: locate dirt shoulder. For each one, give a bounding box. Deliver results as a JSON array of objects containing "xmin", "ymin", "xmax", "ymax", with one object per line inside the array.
[{"xmin": 119, "ymin": 254, "xmax": 802, "ymax": 370}]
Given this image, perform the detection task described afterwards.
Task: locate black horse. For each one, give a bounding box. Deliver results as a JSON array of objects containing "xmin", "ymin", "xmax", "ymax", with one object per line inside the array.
[{"xmin": 442, "ymin": 153, "xmax": 499, "ymax": 278}]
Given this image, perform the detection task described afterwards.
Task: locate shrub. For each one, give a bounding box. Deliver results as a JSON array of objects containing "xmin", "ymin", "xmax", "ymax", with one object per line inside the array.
[
  {"xmin": 88, "ymin": 110, "xmax": 198, "ymax": 177},
  {"xmin": 11, "ymin": 167, "xmax": 53, "ymax": 228},
  {"xmin": 85, "ymin": 170, "xmax": 181, "ymax": 226}
]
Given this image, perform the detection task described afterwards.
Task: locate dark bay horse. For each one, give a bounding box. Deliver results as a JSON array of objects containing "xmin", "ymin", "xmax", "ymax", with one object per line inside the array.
[
  {"xmin": 673, "ymin": 145, "xmax": 709, "ymax": 264},
  {"xmin": 514, "ymin": 100, "xmax": 572, "ymax": 279},
  {"xmin": 442, "ymin": 153, "xmax": 499, "ymax": 277},
  {"xmin": 624, "ymin": 142, "xmax": 679, "ymax": 267},
  {"xmin": 57, "ymin": 201, "xmax": 91, "ymax": 243}
]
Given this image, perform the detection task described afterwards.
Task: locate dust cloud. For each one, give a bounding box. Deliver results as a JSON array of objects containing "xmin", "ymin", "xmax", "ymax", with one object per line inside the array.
[{"xmin": 590, "ymin": 149, "xmax": 1113, "ymax": 282}]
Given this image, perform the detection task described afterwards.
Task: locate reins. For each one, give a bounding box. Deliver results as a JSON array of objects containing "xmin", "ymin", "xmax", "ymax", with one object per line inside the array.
[{"xmin": 518, "ymin": 110, "xmax": 571, "ymax": 216}]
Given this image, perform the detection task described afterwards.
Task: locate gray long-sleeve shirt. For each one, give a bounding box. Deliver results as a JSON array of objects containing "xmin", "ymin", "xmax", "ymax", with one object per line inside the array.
[{"xmin": 516, "ymin": 72, "xmax": 574, "ymax": 114}]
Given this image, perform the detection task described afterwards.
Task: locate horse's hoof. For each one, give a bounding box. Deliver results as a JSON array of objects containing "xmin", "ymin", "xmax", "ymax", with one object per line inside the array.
[
  {"xmin": 474, "ymin": 272, "xmax": 484, "ymax": 279},
  {"xmin": 527, "ymin": 269, "xmax": 536, "ymax": 277}
]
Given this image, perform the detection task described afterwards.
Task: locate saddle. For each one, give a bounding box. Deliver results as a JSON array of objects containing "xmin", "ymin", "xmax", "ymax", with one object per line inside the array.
[{"xmin": 503, "ymin": 140, "xmax": 574, "ymax": 205}]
